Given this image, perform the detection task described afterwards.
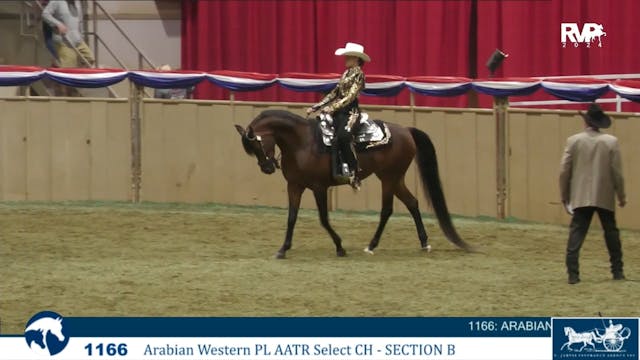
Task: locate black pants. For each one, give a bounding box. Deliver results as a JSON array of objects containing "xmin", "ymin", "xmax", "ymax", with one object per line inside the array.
[
  {"xmin": 333, "ymin": 110, "xmax": 357, "ymax": 170},
  {"xmin": 566, "ymin": 206, "xmax": 624, "ymax": 277}
]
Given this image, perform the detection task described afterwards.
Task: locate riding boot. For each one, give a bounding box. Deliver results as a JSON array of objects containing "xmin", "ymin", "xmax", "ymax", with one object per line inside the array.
[{"xmin": 347, "ymin": 143, "xmax": 361, "ymax": 191}]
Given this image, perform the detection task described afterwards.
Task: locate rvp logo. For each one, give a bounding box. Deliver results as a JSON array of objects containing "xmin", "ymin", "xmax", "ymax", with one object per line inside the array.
[{"xmin": 561, "ymin": 23, "xmax": 606, "ymax": 48}]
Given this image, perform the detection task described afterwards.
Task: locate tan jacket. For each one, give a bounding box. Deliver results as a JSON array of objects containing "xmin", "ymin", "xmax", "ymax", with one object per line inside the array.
[{"xmin": 559, "ymin": 128, "xmax": 625, "ymax": 211}]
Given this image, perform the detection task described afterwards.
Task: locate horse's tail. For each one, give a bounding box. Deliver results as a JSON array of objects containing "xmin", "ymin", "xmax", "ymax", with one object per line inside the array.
[{"xmin": 409, "ymin": 127, "xmax": 472, "ymax": 251}]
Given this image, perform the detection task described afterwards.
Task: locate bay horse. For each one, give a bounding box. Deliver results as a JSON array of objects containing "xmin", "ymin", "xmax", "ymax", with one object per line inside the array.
[{"xmin": 234, "ymin": 110, "xmax": 471, "ymax": 258}]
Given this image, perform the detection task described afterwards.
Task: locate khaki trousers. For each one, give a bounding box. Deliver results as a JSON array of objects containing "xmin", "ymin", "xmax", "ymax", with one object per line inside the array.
[{"xmin": 55, "ymin": 41, "xmax": 95, "ymax": 67}]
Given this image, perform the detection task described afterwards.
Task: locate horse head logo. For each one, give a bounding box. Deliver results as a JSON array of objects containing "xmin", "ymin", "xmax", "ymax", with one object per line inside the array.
[
  {"xmin": 24, "ymin": 312, "xmax": 69, "ymax": 356},
  {"xmin": 586, "ymin": 24, "xmax": 607, "ymax": 47}
]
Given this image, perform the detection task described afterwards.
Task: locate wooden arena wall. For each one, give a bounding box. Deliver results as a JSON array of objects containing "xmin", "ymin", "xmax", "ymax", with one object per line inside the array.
[
  {"xmin": 506, "ymin": 109, "xmax": 640, "ymax": 229},
  {"xmin": 1, "ymin": 97, "xmax": 638, "ymax": 229},
  {"xmin": 0, "ymin": 97, "xmax": 131, "ymax": 201},
  {"xmin": 140, "ymin": 100, "xmax": 497, "ymax": 219}
]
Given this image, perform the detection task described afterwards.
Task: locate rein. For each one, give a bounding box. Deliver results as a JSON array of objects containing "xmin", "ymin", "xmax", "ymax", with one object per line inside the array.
[{"xmin": 247, "ymin": 131, "xmax": 281, "ymax": 169}]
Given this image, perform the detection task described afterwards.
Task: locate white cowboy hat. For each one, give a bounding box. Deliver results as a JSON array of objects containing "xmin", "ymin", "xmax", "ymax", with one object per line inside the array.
[{"xmin": 334, "ymin": 42, "xmax": 371, "ymax": 62}]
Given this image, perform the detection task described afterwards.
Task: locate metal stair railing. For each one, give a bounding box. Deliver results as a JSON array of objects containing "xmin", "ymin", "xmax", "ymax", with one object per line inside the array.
[
  {"xmin": 24, "ymin": 0, "xmax": 158, "ymax": 98},
  {"xmin": 84, "ymin": 1, "xmax": 155, "ymax": 97},
  {"xmin": 27, "ymin": 0, "xmax": 160, "ymax": 98},
  {"xmin": 88, "ymin": 0, "xmax": 157, "ymax": 72}
]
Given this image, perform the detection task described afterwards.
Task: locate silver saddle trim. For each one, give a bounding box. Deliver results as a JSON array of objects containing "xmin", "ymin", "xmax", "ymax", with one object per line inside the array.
[{"xmin": 319, "ymin": 113, "xmax": 390, "ymax": 149}]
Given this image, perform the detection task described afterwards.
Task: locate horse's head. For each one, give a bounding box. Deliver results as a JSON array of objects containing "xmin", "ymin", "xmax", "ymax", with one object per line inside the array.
[
  {"xmin": 564, "ymin": 327, "xmax": 571, "ymax": 336},
  {"xmin": 235, "ymin": 124, "xmax": 279, "ymax": 175},
  {"xmin": 49, "ymin": 317, "xmax": 65, "ymax": 341}
]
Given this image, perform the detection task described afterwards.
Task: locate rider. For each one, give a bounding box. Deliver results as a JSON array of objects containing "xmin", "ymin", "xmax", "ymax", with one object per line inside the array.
[
  {"xmin": 606, "ymin": 320, "xmax": 622, "ymax": 334},
  {"xmin": 307, "ymin": 42, "xmax": 370, "ymax": 190}
]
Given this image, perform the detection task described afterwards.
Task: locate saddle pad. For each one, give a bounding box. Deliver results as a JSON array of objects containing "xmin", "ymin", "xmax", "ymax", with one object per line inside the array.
[{"xmin": 319, "ymin": 113, "xmax": 391, "ymax": 151}]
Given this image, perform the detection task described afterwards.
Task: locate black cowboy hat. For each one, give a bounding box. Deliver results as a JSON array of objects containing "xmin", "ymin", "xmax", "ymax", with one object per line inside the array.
[{"xmin": 580, "ymin": 103, "xmax": 611, "ymax": 129}]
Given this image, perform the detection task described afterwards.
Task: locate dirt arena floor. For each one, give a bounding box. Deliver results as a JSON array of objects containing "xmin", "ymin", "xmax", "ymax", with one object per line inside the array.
[{"xmin": 1, "ymin": 201, "xmax": 638, "ymax": 333}]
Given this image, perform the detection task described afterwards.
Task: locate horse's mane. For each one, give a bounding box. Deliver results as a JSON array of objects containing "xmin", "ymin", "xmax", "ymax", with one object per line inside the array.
[
  {"xmin": 243, "ymin": 110, "xmax": 322, "ymax": 155},
  {"xmin": 254, "ymin": 110, "xmax": 307, "ymax": 125}
]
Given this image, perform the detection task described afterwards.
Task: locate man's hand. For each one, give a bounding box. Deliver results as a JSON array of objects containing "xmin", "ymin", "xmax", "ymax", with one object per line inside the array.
[
  {"xmin": 306, "ymin": 107, "xmax": 315, "ymax": 115},
  {"xmin": 562, "ymin": 201, "xmax": 574, "ymax": 215},
  {"xmin": 321, "ymin": 106, "xmax": 331, "ymax": 113},
  {"xmin": 619, "ymin": 199, "xmax": 626, "ymax": 208},
  {"xmin": 57, "ymin": 23, "xmax": 68, "ymax": 35}
]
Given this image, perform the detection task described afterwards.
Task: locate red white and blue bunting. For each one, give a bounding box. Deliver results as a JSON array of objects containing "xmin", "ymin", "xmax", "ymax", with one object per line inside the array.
[
  {"xmin": 0, "ymin": 66, "xmax": 46, "ymax": 86},
  {"xmin": 206, "ymin": 71, "xmax": 277, "ymax": 92},
  {"xmin": 540, "ymin": 78, "xmax": 611, "ymax": 102},
  {"xmin": 128, "ymin": 70, "xmax": 205, "ymax": 89},
  {"xmin": 45, "ymin": 68, "xmax": 128, "ymax": 88},
  {"xmin": 472, "ymin": 78, "xmax": 541, "ymax": 97},
  {"xmin": 362, "ymin": 75, "xmax": 406, "ymax": 97},
  {"xmin": 609, "ymin": 80, "xmax": 640, "ymax": 103},
  {"xmin": 2, "ymin": 65, "xmax": 639, "ymax": 103},
  {"xmin": 278, "ymin": 73, "xmax": 340, "ymax": 93},
  {"xmin": 406, "ymin": 76, "xmax": 472, "ymax": 97}
]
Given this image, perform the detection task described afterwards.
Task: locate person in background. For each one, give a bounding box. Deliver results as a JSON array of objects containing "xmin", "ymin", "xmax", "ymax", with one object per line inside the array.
[
  {"xmin": 559, "ymin": 103, "xmax": 626, "ymax": 285},
  {"xmin": 42, "ymin": 0, "xmax": 94, "ymax": 68},
  {"xmin": 153, "ymin": 64, "xmax": 194, "ymax": 99},
  {"xmin": 40, "ymin": 0, "xmax": 58, "ymax": 62}
]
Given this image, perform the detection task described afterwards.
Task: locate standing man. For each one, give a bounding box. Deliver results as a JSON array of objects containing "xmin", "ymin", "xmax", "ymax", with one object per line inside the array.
[
  {"xmin": 42, "ymin": 0, "xmax": 95, "ymax": 68},
  {"xmin": 559, "ymin": 103, "xmax": 626, "ymax": 284}
]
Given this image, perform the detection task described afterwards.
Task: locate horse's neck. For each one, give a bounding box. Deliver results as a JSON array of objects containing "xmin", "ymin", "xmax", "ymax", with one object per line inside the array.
[{"xmin": 264, "ymin": 119, "xmax": 307, "ymax": 153}]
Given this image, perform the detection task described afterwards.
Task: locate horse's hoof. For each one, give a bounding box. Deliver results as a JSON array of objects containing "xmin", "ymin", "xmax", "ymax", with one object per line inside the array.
[
  {"xmin": 336, "ymin": 249, "xmax": 347, "ymax": 257},
  {"xmin": 364, "ymin": 247, "xmax": 374, "ymax": 255},
  {"xmin": 275, "ymin": 252, "xmax": 286, "ymax": 259},
  {"xmin": 422, "ymin": 245, "xmax": 432, "ymax": 253}
]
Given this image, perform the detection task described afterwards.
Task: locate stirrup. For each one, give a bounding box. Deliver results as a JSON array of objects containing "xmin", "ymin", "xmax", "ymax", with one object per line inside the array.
[{"xmin": 349, "ymin": 175, "xmax": 361, "ymax": 191}]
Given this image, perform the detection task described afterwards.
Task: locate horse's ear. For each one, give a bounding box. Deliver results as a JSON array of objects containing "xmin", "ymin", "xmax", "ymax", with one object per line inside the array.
[
  {"xmin": 246, "ymin": 126, "xmax": 255, "ymax": 140},
  {"xmin": 234, "ymin": 125, "xmax": 245, "ymax": 136}
]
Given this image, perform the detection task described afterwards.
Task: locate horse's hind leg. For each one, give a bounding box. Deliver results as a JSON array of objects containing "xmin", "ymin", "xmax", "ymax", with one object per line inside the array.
[
  {"xmin": 395, "ymin": 181, "xmax": 429, "ymax": 250},
  {"xmin": 366, "ymin": 179, "xmax": 394, "ymax": 253},
  {"xmin": 313, "ymin": 188, "xmax": 346, "ymax": 257}
]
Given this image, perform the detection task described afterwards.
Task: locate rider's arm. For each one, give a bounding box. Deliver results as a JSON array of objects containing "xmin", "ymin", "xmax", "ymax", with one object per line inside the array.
[
  {"xmin": 327, "ymin": 67, "xmax": 364, "ymax": 113},
  {"xmin": 312, "ymin": 86, "xmax": 338, "ymax": 110}
]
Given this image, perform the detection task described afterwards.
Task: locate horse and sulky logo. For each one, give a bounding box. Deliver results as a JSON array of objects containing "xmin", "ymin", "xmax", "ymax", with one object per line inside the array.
[
  {"xmin": 24, "ymin": 311, "xmax": 70, "ymax": 356},
  {"xmin": 553, "ymin": 318, "xmax": 638, "ymax": 359},
  {"xmin": 561, "ymin": 22, "xmax": 606, "ymax": 48}
]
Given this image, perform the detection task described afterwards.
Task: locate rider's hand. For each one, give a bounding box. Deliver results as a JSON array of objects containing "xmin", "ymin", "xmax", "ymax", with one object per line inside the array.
[
  {"xmin": 322, "ymin": 106, "xmax": 331, "ymax": 113},
  {"xmin": 306, "ymin": 107, "xmax": 314, "ymax": 115},
  {"xmin": 619, "ymin": 199, "xmax": 627, "ymax": 208}
]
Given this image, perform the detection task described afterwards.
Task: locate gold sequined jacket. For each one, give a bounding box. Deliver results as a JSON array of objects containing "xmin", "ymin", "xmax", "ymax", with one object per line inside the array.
[{"xmin": 313, "ymin": 66, "xmax": 365, "ymax": 113}]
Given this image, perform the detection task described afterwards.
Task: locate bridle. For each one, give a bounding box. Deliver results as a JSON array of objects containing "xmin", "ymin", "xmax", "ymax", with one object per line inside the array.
[{"xmin": 247, "ymin": 132, "xmax": 281, "ymax": 170}]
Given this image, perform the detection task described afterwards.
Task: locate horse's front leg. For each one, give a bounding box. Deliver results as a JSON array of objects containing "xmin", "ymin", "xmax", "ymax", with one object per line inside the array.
[
  {"xmin": 313, "ymin": 188, "xmax": 346, "ymax": 257},
  {"xmin": 276, "ymin": 182, "xmax": 304, "ymax": 259}
]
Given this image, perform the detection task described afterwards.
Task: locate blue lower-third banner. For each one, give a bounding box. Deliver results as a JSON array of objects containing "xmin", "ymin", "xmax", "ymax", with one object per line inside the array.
[{"xmin": 0, "ymin": 312, "xmax": 638, "ymax": 360}]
